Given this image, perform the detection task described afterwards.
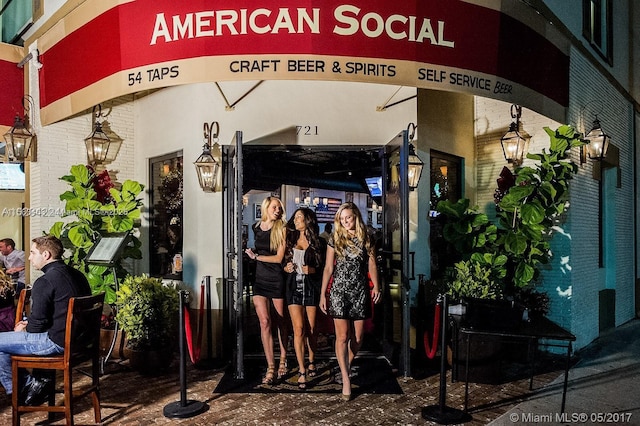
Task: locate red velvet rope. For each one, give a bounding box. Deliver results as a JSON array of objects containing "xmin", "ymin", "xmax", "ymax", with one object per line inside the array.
[
  {"xmin": 184, "ymin": 284, "xmax": 206, "ymax": 364},
  {"xmin": 423, "ymin": 302, "xmax": 441, "ymax": 359}
]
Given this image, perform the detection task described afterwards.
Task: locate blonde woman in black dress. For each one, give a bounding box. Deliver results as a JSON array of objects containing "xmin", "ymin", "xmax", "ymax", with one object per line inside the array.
[
  {"xmin": 245, "ymin": 196, "xmax": 289, "ymax": 384},
  {"xmin": 283, "ymin": 208, "xmax": 323, "ymax": 390},
  {"xmin": 319, "ymin": 202, "xmax": 381, "ymax": 400}
]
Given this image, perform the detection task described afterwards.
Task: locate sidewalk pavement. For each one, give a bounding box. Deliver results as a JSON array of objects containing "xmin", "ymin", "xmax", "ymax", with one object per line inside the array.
[
  {"xmin": 1, "ymin": 319, "xmax": 639, "ymax": 424},
  {"xmin": 490, "ymin": 318, "xmax": 640, "ymax": 425}
]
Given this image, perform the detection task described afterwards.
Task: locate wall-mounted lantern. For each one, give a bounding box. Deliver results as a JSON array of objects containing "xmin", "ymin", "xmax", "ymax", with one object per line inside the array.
[
  {"xmin": 194, "ymin": 121, "xmax": 222, "ymax": 192},
  {"xmin": 500, "ymin": 104, "xmax": 530, "ymax": 167},
  {"xmin": 406, "ymin": 123, "xmax": 423, "ymax": 190},
  {"xmin": 84, "ymin": 104, "xmax": 123, "ymax": 167},
  {"xmin": 3, "ymin": 96, "xmax": 37, "ymax": 162},
  {"xmin": 583, "ymin": 115, "xmax": 610, "ymax": 161}
]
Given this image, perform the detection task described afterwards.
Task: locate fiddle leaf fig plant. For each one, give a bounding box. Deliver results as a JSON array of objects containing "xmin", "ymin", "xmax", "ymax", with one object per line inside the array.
[
  {"xmin": 436, "ymin": 124, "xmax": 586, "ymax": 299},
  {"xmin": 48, "ymin": 164, "xmax": 144, "ymax": 304}
]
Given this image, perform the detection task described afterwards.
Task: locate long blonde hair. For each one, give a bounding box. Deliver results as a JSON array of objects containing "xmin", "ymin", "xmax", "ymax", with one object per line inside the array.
[
  {"xmin": 260, "ymin": 196, "xmax": 287, "ymax": 252},
  {"xmin": 332, "ymin": 202, "xmax": 373, "ymax": 259}
]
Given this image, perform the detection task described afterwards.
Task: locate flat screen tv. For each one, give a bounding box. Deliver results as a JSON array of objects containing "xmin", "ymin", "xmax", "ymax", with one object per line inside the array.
[
  {"xmin": 0, "ymin": 163, "xmax": 25, "ymax": 190},
  {"xmin": 365, "ymin": 176, "xmax": 382, "ymax": 198}
]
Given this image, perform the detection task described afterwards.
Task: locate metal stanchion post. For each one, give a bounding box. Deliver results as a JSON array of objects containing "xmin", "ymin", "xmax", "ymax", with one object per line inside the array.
[
  {"xmin": 421, "ymin": 294, "xmax": 472, "ymax": 424},
  {"xmin": 163, "ymin": 290, "xmax": 208, "ymax": 418},
  {"xmin": 196, "ymin": 276, "xmax": 228, "ymax": 370}
]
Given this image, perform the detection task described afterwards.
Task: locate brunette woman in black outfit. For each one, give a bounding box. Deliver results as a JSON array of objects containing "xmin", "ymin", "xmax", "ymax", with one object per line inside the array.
[{"xmin": 283, "ymin": 208, "xmax": 324, "ymax": 389}]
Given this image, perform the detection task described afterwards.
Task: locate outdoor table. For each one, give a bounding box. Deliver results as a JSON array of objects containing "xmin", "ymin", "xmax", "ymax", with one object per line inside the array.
[{"xmin": 451, "ymin": 314, "xmax": 576, "ymax": 413}]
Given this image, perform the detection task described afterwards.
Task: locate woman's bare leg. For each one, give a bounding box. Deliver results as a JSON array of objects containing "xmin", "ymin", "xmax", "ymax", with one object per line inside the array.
[
  {"xmin": 348, "ymin": 319, "xmax": 365, "ymax": 367},
  {"xmin": 253, "ymin": 295, "xmax": 275, "ymax": 370},
  {"xmin": 334, "ymin": 318, "xmax": 352, "ymax": 396},
  {"xmin": 288, "ymin": 304, "xmax": 306, "ymax": 375},
  {"xmin": 272, "ymin": 297, "xmax": 289, "ymax": 375},
  {"xmin": 305, "ymin": 306, "xmax": 318, "ymax": 367}
]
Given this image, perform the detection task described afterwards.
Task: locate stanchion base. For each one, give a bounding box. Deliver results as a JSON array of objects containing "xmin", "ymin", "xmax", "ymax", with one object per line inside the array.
[
  {"xmin": 163, "ymin": 400, "xmax": 208, "ymax": 419},
  {"xmin": 422, "ymin": 405, "xmax": 471, "ymax": 425},
  {"xmin": 195, "ymin": 358, "xmax": 229, "ymax": 371}
]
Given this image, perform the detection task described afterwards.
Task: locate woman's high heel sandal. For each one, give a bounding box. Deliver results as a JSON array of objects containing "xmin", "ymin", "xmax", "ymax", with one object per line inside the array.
[
  {"xmin": 297, "ymin": 372, "xmax": 307, "ymax": 390},
  {"xmin": 307, "ymin": 362, "xmax": 317, "ymax": 378},
  {"xmin": 277, "ymin": 359, "xmax": 288, "ymax": 380},
  {"xmin": 262, "ymin": 366, "xmax": 276, "ymax": 385}
]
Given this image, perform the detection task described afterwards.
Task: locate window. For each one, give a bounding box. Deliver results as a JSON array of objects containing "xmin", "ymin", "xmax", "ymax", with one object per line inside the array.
[
  {"xmin": 428, "ymin": 151, "xmax": 462, "ymax": 278},
  {"xmin": 0, "ymin": 0, "xmax": 34, "ymax": 44},
  {"xmin": 582, "ymin": 0, "xmax": 613, "ymax": 64},
  {"xmin": 429, "ymin": 151, "xmax": 462, "ymax": 218},
  {"xmin": 149, "ymin": 152, "xmax": 183, "ymax": 279}
]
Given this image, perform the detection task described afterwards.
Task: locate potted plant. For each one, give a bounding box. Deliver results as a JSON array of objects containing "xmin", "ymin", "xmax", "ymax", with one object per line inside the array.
[
  {"xmin": 435, "ymin": 125, "xmax": 586, "ymax": 316},
  {"xmin": 114, "ymin": 274, "xmax": 180, "ymax": 375},
  {"xmin": 436, "ymin": 125, "xmax": 585, "ymax": 382}
]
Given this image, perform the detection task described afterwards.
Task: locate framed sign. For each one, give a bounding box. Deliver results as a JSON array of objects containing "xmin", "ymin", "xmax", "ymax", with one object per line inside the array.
[
  {"xmin": 85, "ymin": 232, "xmax": 131, "ymax": 266},
  {"xmin": 254, "ymin": 204, "xmax": 262, "ymax": 221}
]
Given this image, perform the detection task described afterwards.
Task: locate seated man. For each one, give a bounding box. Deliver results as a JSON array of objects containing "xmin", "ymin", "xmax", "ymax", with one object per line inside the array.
[
  {"xmin": 0, "ymin": 235, "xmax": 91, "ymax": 405},
  {"xmin": 0, "ymin": 238, "xmax": 25, "ymax": 294}
]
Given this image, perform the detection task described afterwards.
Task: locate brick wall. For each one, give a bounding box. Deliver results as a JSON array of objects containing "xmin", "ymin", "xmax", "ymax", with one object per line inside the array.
[
  {"xmin": 566, "ymin": 49, "xmax": 635, "ymax": 348},
  {"xmin": 27, "ymin": 54, "xmax": 136, "ymax": 280},
  {"xmin": 474, "ymin": 54, "xmax": 636, "ymax": 350}
]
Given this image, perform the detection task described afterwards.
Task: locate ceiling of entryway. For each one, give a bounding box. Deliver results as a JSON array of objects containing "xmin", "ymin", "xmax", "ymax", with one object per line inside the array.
[{"xmin": 243, "ymin": 145, "xmax": 383, "ymax": 193}]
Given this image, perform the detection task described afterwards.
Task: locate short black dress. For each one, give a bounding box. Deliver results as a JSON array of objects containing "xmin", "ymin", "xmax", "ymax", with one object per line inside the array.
[
  {"xmin": 285, "ymin": 245, "xmax": 322, "ymax": 306},
  {"xmin": 327, "ymin": 235, "xmax": 371, "ymax": 320},
  {"xmin": 252, "ymin": 223, "xmax": 285, "ymax": 299}
]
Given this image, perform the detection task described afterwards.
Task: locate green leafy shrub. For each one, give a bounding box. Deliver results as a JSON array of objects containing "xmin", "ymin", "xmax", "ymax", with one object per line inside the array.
[
  {"xmin": 115, "ymin": 275, "xmax": 179, "ymax": 351},
  {"xmin": 436, "ymin": 125, "xmax": 586, "ymax": 301}
]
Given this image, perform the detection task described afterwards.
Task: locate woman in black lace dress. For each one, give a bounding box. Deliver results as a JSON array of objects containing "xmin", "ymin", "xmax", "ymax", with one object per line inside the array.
[{"xmin": 319, "ymin": 202, "xmax": 380, "ymax": 400}]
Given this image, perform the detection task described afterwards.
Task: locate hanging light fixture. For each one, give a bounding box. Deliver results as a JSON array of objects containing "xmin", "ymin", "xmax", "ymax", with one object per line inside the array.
[
  {"xmin": 3, "ymin": 96, "xmax": 37, "ymax": 162},
  {"xmin": 583, "ymin": 115, "xmax": 610, "ymax": 161},
  {"xmin": 194, "ymin": 121, "xmax": 222, "ymax": 192},
  {"xmin": 408, "ymin": 144, "xmax": 424, "ymax": 190},
  {"xmin": 500, "ymin": 104, "xmax": 530, "ymax": 166},
  {"xmin": 84, "ymin": 105, "xmax": 123, "ymax": 167},
  {"xmin": 406, "ymin": 123, "xmax": 424, "ymax": 191}
]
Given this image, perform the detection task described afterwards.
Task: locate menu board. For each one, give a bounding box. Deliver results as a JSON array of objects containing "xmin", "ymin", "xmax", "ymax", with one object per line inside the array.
[{"xmin": 85, "ymin": 233, "xmax": 130, "ymax": 265}]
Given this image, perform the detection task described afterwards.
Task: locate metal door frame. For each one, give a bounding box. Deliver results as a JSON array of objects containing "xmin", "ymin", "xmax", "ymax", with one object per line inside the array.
[
  {"xmin": 222, "ymin": 131, "xmax": 245, "ymax": 379},
  {"xmin": 382, "ymin": 129, "xmax": 411, "ymax": 378}
]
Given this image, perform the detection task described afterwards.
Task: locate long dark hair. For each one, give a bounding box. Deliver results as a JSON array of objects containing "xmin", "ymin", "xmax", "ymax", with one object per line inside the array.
[{"xmin": 284, "ymin": 207, "xmax": 322, "ymax": 266}]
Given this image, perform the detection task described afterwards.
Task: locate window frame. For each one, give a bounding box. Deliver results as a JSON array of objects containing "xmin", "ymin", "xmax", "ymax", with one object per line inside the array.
[{"xmin": 582, "ymin": 0, "xmax": 613, "ymax": 65}]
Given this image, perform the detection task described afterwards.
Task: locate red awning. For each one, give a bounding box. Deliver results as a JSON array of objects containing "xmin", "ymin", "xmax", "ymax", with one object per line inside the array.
[{"xmin": 0, "ymin": 43, "xmax": 25, "ymax": 129}]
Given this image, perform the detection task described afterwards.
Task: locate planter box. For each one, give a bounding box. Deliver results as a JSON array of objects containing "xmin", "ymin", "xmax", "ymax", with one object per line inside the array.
[
  {"xmin": 463, "ymin": 298, "xmax": 523, "ymax": 331},
  {"xmin": 123, "ymin": 346, "xmax": 174, "ymax": 376}
]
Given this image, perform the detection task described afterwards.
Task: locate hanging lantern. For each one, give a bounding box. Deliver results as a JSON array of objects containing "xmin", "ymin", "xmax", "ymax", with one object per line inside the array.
[
  {"xmin": 500, "ymin": 104, "xmax": 530, "ymax": 166},
  {"xmin": 84, "ymin": 105, "xmax": 123, "ymax": 166},
  {"xmin": 3, "ymin": 97, "xmax": 37, "ymax": 162},
  {"xmin": 195, "ymin": 122, "xmax": 222, "ymax": 192},
  {"xmin": 584, "ymin": 116, "xmax": 610, "ymax": 161}
]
